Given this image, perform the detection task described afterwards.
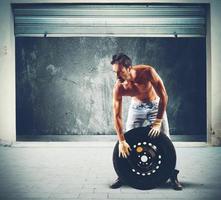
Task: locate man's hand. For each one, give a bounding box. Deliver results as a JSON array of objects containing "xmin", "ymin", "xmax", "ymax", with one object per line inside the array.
[
  {"xmin": 148, "ymin": 118, "xmax": 162, "ymax": 138},
  {"xmin": 118, "ymin": 140, "xmax": 131, "ymax": 158}
]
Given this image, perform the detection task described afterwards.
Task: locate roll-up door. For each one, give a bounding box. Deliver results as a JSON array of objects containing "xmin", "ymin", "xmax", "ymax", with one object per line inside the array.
[{"xmin": 12, "ymin": 4, "xmax": 206, "ymax": 37}]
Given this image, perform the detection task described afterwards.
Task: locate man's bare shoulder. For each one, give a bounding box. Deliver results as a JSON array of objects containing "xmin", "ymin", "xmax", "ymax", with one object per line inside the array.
[
  {"xmin": 132, "ymin": 65, "xmax": 156, "ymax": 79},
  {"xmin": 133, "ymin": 64, "xmax": 155, "ymax": 72},
  {"xmin": 138, "ymin": 65, "xmax": 160, "ymax": 81},
  {"xmin": 113, "ymin": 80, "xmax": 124, "ymax": 97}
]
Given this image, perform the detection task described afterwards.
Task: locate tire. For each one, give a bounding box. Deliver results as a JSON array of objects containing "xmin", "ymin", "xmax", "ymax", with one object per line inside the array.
[{"xmin": 113, "ymin": 126, "xmax": 176, "ymax": 190}]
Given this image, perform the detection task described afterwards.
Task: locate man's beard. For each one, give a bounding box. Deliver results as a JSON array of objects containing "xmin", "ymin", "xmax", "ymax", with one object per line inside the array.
[
  {"xmin": 118, "ymin": 74, "xmax": 131, "ymax": 82},
  {"xmin": 118, "ymin": 76, "xmax": 124, "ymax": 83}
]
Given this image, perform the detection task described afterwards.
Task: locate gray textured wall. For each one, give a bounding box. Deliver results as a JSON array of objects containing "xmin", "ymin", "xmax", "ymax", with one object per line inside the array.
[{"xmin": 16, "ymin": 37, "xmax": 206, "ymax": 135}]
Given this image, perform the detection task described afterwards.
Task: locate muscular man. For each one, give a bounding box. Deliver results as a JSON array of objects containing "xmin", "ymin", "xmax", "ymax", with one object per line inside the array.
[{"xmin": 110, "ymin": 53, "xmax": 182, "ymax": 190}]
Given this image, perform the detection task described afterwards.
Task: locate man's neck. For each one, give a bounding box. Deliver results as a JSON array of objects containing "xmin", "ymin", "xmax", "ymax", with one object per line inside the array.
[{"xmin": 129, "ymin": 68, "xmax": 137, "ymax": 82}]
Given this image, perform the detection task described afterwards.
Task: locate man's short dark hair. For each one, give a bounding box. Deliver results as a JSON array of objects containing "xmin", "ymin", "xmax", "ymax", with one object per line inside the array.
[{"xmin": 111, "ymin": 53, "xmax": 132, "ymax": 68}]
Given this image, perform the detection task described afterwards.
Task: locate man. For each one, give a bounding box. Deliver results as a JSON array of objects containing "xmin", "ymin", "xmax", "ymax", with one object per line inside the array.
[{"xmin": 110, "ymin": 53, "xmax": 182, "ymax": 190}]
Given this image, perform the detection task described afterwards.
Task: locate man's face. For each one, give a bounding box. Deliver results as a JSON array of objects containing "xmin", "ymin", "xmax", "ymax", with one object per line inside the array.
[{"xmin": 112, "ymin": 63, "xmax": 130, "ymax": 82}]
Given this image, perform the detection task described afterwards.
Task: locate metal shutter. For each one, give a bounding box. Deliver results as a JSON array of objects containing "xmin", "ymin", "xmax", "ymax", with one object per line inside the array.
[{"xmin": 12, "ymin": 4, "xmax": 207, "ymax": 37}]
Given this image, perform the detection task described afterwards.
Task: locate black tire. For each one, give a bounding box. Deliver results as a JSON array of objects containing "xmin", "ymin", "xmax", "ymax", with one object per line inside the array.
[{"xmin": 113, "ymin": 126, "xmax": 176, "ymax": 190}]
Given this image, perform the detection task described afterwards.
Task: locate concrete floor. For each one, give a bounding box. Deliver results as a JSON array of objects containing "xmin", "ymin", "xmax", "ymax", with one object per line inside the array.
[
  {"xmin": 0, "ymin": 142, "xmax": 221, "ymax": 200},
  {"xmin": 16, "ymin": 135, "xmax": 206, "ymax": 142}
]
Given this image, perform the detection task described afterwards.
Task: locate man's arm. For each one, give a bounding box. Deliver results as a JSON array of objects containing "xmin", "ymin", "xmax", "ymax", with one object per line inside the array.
[
  {"xmin": 113, "ymin": 83, "xmax": 131, "ymax": 158},
  {"xmin": 146, "ymin": 66, "xmax": 168, "ymax": 137},
  {"xmin": 113, "ymin": 84, "xmax": 125, "ymax": 142},
  {"xmin": 147, "ymin": 67, "xmax": 168, "ymax": 119}
]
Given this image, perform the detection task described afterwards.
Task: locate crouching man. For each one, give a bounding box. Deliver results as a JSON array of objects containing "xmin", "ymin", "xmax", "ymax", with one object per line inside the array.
[{"xmin": 110, "ymin": 53, "xmax": 182, "ymax": 190}]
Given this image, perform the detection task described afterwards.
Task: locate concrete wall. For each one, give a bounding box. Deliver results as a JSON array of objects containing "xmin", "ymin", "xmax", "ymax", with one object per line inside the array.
[
  {"xmin": 15, "ymin": 37, "xmax": 206, "ymax": 136},
  {"xmin": 0, "ymin": 0, "xmax": 15, "ymax": 144},
  {"xmin": 0, "ymin": 0, "xmax": 221, "ymax": 145},
  {"xmin": 210, "ymin": 0, "xmax": 221, "ymax": 145}
]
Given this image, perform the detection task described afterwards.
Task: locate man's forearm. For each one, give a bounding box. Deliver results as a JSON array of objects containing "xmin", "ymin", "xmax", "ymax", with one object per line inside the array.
[
  {"xmin": 157, "ymin": 95, "xmax": 168, "ymax": 119},
  {"xmin": 114, "ymin": 117, "xmax": 125, "ymax": 141}
]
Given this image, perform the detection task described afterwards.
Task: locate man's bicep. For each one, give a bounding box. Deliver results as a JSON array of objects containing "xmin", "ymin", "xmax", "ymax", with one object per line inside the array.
[
  {"xmin": 113, "ymin": 99, "xmax": 122, "ymax": 117},
  {"xmin": 148, "ymin": 67, "xmax": 167, "ymax": 97},
  {"xmin": 113, "ymin": 88, "xmax": 122, "ymax": 117}
]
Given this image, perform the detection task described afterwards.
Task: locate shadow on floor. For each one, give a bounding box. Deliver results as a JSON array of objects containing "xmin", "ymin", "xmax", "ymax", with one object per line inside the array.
[
  {"xmin": 116, "ymin": 181, "xmax": 205, "ymax": 190},
  {"xmin": 158, "ymin": 181, "xmax": 204, "ymax": 189}
]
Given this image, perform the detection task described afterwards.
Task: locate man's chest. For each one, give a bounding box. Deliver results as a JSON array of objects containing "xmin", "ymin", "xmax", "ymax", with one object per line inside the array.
[{"xmin": 122, "ymin": 81, "xmax": 152, "ymax": 94}]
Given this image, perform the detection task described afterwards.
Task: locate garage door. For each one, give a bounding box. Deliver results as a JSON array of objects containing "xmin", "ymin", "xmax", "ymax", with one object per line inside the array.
[
  {"xmin": 14, "ymin": 3, "xmax": 207, "ymax": 140},
  {"xmin": 12, "ymin": 4, "xmax": 206, "ymax": 37}
]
